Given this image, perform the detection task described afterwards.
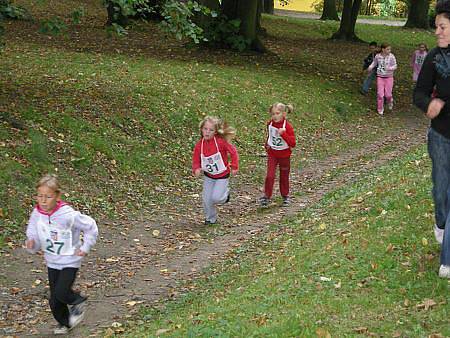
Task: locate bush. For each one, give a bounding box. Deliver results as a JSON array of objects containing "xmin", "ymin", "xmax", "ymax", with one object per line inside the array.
[{"xmin": 0, "ymin": 0, "xmax": 31, "ymax": 20}]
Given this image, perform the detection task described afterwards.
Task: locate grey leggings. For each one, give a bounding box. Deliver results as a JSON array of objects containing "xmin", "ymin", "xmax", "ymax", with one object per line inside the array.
[{"xmin": 202, "ymin": 175, "xmax": 229, "ymax": 223}]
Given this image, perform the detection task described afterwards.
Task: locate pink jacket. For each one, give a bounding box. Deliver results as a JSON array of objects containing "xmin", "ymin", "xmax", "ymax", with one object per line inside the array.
[
  {"xmin": 411, "ymin": 50, "xmax": 427, "ymax": 81},
  {"xmin": 368, "ymin": 53, "xmax": 397, "ymax": 78}
]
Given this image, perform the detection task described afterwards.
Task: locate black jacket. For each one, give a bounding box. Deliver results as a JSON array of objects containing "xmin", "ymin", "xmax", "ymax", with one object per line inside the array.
[
  {"xmin": 362, "ymin": 52, "xmax": 376, "ymax": 70},
  {"xmin": 413, "ymin": 46, "xmax": 450, "ymax": 139}
]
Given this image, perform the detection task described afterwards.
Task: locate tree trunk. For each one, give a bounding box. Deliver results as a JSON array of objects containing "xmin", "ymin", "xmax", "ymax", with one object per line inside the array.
[
  {"xmin": 331, "ymin": 0, "xmax": 362, "ymax": 41},
  {"xmin": 365, "ymin": 0, "xmax": 372, "ymax": 15},
  {"xmin": 105, "ymin": 1, "xmax": 129, "ymax": 26},
  {"xmin": 222, "ymin": 0, "xmax": 238, "ymax": 18},
  {"xmin": 405, "ymin": 0, "xmax": 429, "ymax": 29},
  {"xmin": 195, "ymin": 0, "xmax": 220, "ymax": 28},
  {"xmin": 257, "ymin": 0, "xmax": 268, "ymax": 36},
  {"xmin": 320, "ymin": 0, "xmax": 339, "ymax": 20},
  {"xmin": 262, "ymin": 0, "xmax": 274, "ymax": 14},
  {"xmin": 222, "ymin": 0, "xmax": 266, "ymax": 52}
]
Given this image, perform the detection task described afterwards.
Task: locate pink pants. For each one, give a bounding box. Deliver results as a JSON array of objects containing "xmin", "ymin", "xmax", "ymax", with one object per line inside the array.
[
  {"xmin": 376, "ymin": 76, "xmax": 394, "ymax": 112},
  {"xmin": 264, "ymin": 155, "xmax": 290, "ymax": 198}
]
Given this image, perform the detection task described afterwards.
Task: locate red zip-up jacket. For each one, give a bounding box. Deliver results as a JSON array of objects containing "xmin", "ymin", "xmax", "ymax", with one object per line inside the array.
[
  {"xmin": 265, "ymin": 118, "xmax": 296, "ymax": 158},
  {"xmin": 192, "ymin": 136, "xmax": 239, "ymax": 179}
]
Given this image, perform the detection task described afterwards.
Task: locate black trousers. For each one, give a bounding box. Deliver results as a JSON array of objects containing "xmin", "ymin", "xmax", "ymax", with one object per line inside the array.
[{"xmin": 47, "ymin": 267, "xmax": 85, "ymax": 327}]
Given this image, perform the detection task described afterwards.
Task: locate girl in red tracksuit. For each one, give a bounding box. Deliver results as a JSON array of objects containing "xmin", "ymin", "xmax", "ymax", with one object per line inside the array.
[
  {"xmin": 192, "ymin": 116, "xmax": 239, "ymax": 225},
  {"xmin": 260, "ymin": 103, "xmax": 296, "ymax": 207}
]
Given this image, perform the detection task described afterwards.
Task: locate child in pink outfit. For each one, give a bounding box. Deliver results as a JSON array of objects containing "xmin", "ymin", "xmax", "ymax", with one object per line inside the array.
[
  {"xmin": 411, "ymin": 43, "xmax": 428, "ymax": 82},
  {"xmin": 367, "ymin": 43, "xmax": 397, "ymax": 115}
]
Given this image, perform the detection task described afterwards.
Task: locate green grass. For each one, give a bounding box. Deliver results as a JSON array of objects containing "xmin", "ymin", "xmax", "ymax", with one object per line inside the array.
[
  {"xmin": 0, "ymin": 4, "xmax": 435, "ymax": 245},
  {"xmin": 125, "ymin": 146, "xmax": 449, "ymax": 337}
]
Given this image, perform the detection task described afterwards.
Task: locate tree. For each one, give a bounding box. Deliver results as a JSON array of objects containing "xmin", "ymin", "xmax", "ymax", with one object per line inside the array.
[
  {"xmin": 222, "ymin": 0, "xmax": 265, "ymax": 51},
  {"xmin": 262, "ymin": 0, "xmax": 274, "ymax": 14},
  {"xmin": 331, "ymin": 0, "xmax": 362, "ymax": 41},
  {"xmin": 405, "ymin": 0, "xmax": 429, "ymax": 29},
  {"xmin": 320, "ymin": 0, "xmax": 339, "ymax": 20}
]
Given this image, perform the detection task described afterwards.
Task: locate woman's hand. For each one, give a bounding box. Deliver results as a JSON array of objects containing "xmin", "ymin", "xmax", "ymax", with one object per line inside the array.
[
  {"xmin": 231, "ymin": 169, "xmax": 238, "ymax": 176},
  {"xmin": 427, "ymin": 98, "xmax": 446, "ymax": 119}
]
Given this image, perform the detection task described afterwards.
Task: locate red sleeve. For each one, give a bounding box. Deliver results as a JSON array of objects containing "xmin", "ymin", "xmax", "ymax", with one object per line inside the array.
[
  {"xmin": 226, "ymin": 141, "xmax": 239, "ymax": 171},
  {"xmin": 281, "ymin": 122, "xmax": 296, "ymax": 148},
  {"xmin": 192, "ymin": 141, "xmax": 202, "ymax": 173}
]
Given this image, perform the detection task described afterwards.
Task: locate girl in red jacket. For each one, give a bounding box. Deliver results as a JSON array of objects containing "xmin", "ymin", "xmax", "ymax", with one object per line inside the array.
[
  {"xmin": 192, "ymin": 116, "xmax": 239, "ymax": 225},
  {"xmin": 260, "ymin": 103, "xmax": 296, "ymax": 207}
]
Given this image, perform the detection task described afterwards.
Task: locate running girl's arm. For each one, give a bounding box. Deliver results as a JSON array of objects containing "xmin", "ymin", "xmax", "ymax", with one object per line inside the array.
[
  {"xmin": 25, "ymin": 210, "xmax": 41, "ymax": 253},
  {"xmin": 387, "ymin": 54, "xmax": 397, "ymax": 71},
  {"xmin": 192, "ymin": 141, "xmax": 202, "ymax": 175},
  {"xmin": 411, "ymin": 51, "xmax": 416, "ymax": 67},
  {"xmin": 281, "ymin": 122, "xmax": 296, "ymax": 148},
  {"xmin": 226, "ymin": 142, "xmax": 239, "ymax": 172},
  {"xmin": 74, "ymin": 212, "xmax": 98, "ymax": 254}
]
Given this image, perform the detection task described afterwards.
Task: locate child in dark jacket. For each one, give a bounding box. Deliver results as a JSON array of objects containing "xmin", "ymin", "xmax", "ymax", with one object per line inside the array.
[{"xmin": 360, "ymin": 41, "xmax": 378, "ymax": 95}]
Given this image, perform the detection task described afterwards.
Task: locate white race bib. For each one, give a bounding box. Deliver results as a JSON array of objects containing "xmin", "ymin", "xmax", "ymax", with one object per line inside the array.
[
  {"xmin": 37, "ymin": 215, "xmax": 75, "ymax": 256},
  {"xmin": 200, "ymin": 137, "xmax": 227, "ymax": 175},
  {"xmin": 267, "ymin": 121, "xmax": 289, "ymax": 150}
]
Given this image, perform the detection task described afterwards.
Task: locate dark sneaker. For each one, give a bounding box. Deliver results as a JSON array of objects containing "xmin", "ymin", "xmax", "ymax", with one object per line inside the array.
[
  {"xmin": 259, "ymin": 196, "xmax": 269, "ymax": 207},
  {"xmin": 204, "ymin": 220, "xmax": 216, "ymax": 225},
  {"xmin": 282, "ymin": 196, "xmax": 290, "ymax": 207},
  {"xmin": 53, "ymin": 325, "xmax": 69, "ymax": 335},
  {"xmin": 359, "ymin": 89, "xmax": 368, "ymax": 95}
]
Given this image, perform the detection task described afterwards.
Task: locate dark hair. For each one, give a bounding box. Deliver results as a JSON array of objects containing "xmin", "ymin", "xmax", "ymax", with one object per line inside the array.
[
  {"xmin": 380, "ymin": 43, "xmax": 390, "ymax": 49},
  {"xmin": 369, "ymin": 41, "xmax": 377, "ymax": 47},
  {"xmin": 436, "ymin": 0, "xmax": 450, "ymax": 18}
]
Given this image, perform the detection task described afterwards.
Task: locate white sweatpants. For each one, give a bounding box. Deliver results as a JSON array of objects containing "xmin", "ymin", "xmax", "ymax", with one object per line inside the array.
[{"xmin": 203, "ymin": 176, "xmax": 229, "ymax": 223}]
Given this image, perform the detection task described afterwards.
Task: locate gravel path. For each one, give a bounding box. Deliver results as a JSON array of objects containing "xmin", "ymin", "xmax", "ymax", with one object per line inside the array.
[{"xmin": 274, "ymin": 8, "xmax": 406, "ymax": 26}]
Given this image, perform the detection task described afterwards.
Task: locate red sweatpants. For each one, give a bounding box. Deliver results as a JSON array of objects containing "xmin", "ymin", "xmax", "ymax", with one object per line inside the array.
[{"xmin": 264, "ymin": 155, "xmax": 291, "ymax": 199}]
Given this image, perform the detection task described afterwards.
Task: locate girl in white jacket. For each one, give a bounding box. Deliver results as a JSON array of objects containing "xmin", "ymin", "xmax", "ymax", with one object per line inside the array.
[
  {"xmin": 367, "ymin": 43, "xmax": 398, "ymax": 115},
  {"xmin": 25, "ymin": 174, "xmax": 98, "ymax": 335}
]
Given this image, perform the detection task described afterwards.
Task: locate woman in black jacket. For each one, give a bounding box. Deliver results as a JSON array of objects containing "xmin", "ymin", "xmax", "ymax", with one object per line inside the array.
[{"xmin": 413, "ymin": 0, "xmax": 450, "ymax": 279}]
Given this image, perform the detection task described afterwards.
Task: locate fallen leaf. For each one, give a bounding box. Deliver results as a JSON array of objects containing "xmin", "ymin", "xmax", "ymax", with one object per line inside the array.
[
  {"xmin": 316, "ymin": 328, "xmax": 331, "ymax": 338},
  {"xmin": 156, "ymin": 328, "xmax": 170, "ymax": 336},
  {"xmin": 353, "ymin": 327, "xmax": 368, "ymax": 333},
  {"xmin": 416, "ymin": 298, "xmax": 437, "ymax": 311},
  {"xmin": 153, "ymin": 230, "xmax": 160, "ymax": 237}
]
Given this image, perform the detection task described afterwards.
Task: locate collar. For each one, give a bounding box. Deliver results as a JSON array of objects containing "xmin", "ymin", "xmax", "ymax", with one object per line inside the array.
[{"xmin": 36, "ymin": 200, "xmax": 69, "ymax": 216}]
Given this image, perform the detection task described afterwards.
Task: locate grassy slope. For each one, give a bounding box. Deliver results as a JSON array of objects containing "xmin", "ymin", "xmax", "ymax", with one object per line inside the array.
[
  {"xmin": 128, "ymin": 146, "xmax": 449, "ymax": 337},
  {"xmin": 0, "ymin": 4, "xmax": 434, "ymax": 245}
]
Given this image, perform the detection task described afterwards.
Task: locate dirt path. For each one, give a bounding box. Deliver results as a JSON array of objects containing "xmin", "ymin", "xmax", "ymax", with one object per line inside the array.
[{"xmin": 0, "ymin": 110, "xmax": 428, "ymax": 337}]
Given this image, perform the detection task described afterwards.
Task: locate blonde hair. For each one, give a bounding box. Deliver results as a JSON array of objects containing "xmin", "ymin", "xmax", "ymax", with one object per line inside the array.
[
  {"xmin": 199, "ymin": 115, "xmax": 236, "ymax": 141},
  {"xmin": 36, "ymin": 174, "xmax": 61, "ymax": 194},
  {"xmin": 269, "ymin": 102, "xmax": 294, "ymax": 115}
]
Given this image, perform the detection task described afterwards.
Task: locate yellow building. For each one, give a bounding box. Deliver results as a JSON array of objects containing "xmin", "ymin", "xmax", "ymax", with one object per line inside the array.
[{"xmin": 275, "ymin": 0, "xmax": 317, "ymax": 12}]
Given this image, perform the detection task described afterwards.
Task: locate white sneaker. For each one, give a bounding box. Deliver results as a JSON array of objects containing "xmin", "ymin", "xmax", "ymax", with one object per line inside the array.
[
  {"xmin": 69, "ymin": 310, "xmax": 85, "ymax": 329},
  {"xmin": 434, "ymin": 224, "xmax": 444, "ymax": 245},
  {"xmin": 53, "ymin": 325, "xmax": 69, "ymax": 335},
  {"xmin": 387, "ymin": 100, "xmax": 393, "ymax": 110},
  {"xmin": 378, "ymin": 109, "xmax": 384, "ymax": 115},
  {"xmin": 438, "ymin": 265, "xmax": 450, "ymax": 278}
]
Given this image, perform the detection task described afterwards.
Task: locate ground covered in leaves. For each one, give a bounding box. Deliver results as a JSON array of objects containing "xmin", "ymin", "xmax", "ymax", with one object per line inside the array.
[{"xmin": 0, "ymin": 1, "xmax": 443, "ymax": 336}]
